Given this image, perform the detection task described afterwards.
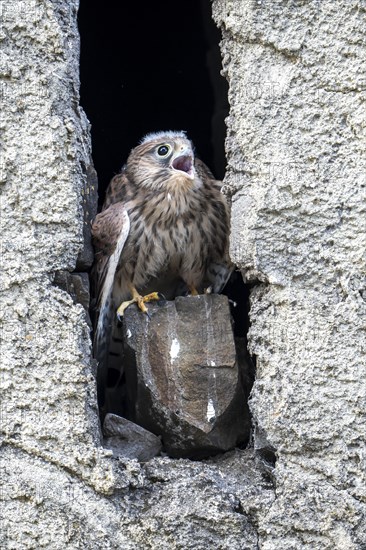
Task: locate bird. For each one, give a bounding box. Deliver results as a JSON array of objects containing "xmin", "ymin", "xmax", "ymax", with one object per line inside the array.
[{"xmin": 91, "ymin": 130, "xmax": 231, "ymax": 413}]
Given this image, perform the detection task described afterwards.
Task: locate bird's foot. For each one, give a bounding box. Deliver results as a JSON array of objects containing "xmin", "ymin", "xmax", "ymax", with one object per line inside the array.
[
  {"xmin": 116, "ymin": 291, "xmax": 161, "ymax": 320},
  {"xmin": 188, "ymin": 285, "xmax": 199, "ymax": 296}
]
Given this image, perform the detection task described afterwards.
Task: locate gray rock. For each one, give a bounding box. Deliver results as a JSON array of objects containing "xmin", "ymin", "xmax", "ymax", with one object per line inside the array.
[
  {"xmin": 122, "ymin": 295, "xmax": 251, "ymax": 458},
  {"xmin": 103, "ymin": 413, "xmax": 162, "ymax": 462},
  {"xmin": 53, "ymin": 270, "xmax": 91, "ymax": 326}
]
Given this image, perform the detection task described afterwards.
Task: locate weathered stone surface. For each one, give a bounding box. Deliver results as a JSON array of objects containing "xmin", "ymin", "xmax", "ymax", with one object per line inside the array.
[
  {"xmin": 53, "ymin": 270, "xmax": 91, "ymax": 326},
  {"xmin": 1, "ymin": 0, "xmax": 365, "ymax": 548},
  {"xmin": 1, "ymin": 445, "xmax": 274, "ymax": 549},
  {"xmin": 0, "ymin": 0, "xmax": 110, "ymax": 493},
  {"xmin": 103, "ymin": 413, "xmax": 162, "ymax": 461},
  {"xmin": 122, "ymin": 295, "xmax": 250, "ymax": 458},
  {"xmin": 212, "ymin": 0, "xmax": 366, "ymax": 548}
]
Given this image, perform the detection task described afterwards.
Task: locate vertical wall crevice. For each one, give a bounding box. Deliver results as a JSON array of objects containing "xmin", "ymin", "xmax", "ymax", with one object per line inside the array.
[{"xmin": 78, "ymin": 1, "xmax": 256, "ymax": 458}]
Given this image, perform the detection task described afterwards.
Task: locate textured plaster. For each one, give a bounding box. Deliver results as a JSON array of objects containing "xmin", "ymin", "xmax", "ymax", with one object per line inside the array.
[
  {"xmin": 212, "ymin": 0, "xmax": 366, "ymax": 548},
  {"xmin": 0, "ymin": 0, "xmax": 112, "ymax": 489},
  {"xmin": 1, "ymin": 0, "xmax": 365, "ymax": 549}
]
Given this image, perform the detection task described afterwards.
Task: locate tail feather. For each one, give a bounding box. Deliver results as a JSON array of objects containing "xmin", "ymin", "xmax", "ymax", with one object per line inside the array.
[{"xmin": 92, "ymin": 209, "xmax": 130, "ymax": 414}]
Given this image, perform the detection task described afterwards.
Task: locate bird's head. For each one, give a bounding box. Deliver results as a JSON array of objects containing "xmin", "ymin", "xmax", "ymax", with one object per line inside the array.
[{"xmin": 126, "ymin": 131, "xmax": 200, "ymax": 191}]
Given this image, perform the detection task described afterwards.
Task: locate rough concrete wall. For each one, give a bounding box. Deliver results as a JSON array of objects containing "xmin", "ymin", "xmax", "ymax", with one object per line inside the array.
[
  {"xmin": 1, "ymin": 1, "xmax": 365, "ymax": 549},
  {"xmin": 0, "ymin": 0, "xmax": 107, "ymax": 479},
  {"xmin": 212, "ymin": 0, "xmax": 366, "ymax": 548},
  {"xmin": 0, "ymin": 0, "xmax": 121, "ymax": 539}
]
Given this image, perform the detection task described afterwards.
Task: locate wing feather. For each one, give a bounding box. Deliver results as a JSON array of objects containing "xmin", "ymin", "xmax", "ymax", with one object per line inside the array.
[
  {"xmin": 194, "ymin": 157, "xmax": 215, "ymax": 182},
  {"xmin": 91, "ymin": 202, "xmax": 130, "ymax": 355},
  {"xmin": 194, "ymin": 158, "xmax": 234, "ymax": 292},
  {"xmin": 102, "ymin": 169, "xmax": 132, "ymax": 210}
]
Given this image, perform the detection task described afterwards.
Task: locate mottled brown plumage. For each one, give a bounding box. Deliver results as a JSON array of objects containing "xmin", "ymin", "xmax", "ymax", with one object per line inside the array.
[{"xmin": 91, "ymin": 131, "xmax": 231, "ymax": 409}]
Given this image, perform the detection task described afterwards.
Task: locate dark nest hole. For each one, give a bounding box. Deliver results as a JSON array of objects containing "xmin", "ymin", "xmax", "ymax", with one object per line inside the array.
[
  {"xmin": 78, "ymin": 1, "xmax": 257, "ymax": 460},
  {"xmin": 78, "ymin": 1, "xmax": 228, "ymax": 206}
]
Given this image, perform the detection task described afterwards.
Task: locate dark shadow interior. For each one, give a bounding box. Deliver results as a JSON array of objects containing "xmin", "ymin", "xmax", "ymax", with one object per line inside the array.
[{"xmin": 78, "ymin": 1, "xmax": 229, "ymax": 208}]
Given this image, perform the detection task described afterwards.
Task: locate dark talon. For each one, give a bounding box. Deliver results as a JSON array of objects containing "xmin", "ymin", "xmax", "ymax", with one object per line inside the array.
[{"xmin": 156, "ymin": 293, "xmax": 168, "ymax": 307}]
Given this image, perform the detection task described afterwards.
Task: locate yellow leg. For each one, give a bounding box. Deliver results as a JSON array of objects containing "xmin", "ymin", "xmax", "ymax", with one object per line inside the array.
[
  {"xmin": 116, "ymin": 286, "xmax": 161, "ymax": 318},
  {"xmin": 189, "ymin": 285, "xmax": 199, "ymax": 296}
]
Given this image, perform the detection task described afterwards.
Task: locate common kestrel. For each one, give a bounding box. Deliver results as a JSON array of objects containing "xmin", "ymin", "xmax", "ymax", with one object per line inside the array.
[{"xmin": 91, "ymin": 131, "xmax": 231, "ymax": 409}]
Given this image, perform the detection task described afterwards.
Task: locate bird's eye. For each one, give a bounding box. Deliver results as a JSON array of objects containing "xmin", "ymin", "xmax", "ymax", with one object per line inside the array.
[{"xmin": 157, "ymin": 144, "xmax": 171, "ymax": 157}]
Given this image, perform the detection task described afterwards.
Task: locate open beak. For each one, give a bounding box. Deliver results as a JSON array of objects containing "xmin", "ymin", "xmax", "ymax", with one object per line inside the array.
[{"xmin": 171, "ymin": 150, "xmax": 195, "ymax": 180}]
